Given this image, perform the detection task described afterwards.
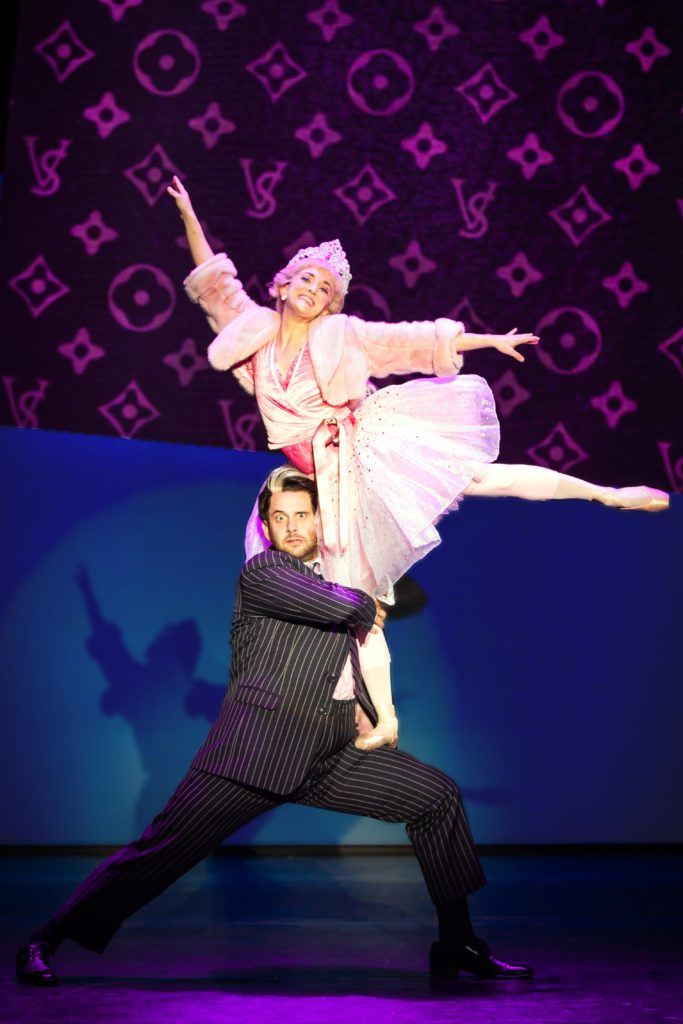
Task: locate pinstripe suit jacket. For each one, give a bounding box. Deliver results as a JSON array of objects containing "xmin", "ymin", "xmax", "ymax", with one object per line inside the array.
[{"xmin": 192, "ymin": 548, "xmax": 377, "ymax": 794}]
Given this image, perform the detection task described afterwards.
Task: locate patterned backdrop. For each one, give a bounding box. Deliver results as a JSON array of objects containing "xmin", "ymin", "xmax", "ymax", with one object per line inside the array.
[{"xmin": 1, "ymin": 0, "xmax": 681, "ymax": 489}]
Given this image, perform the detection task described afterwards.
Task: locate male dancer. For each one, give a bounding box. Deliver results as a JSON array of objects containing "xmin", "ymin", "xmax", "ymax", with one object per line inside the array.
[{"xmin": 16, "ymin": 471, "xmax": 532, "ymax": 986}]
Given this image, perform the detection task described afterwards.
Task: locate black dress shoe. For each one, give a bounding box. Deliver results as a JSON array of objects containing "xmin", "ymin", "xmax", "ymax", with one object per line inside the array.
[
  {"xmin": 429, "ymin": 938, "xmax": 534, "ymax": 980},
  {"xmin": 16, "ymin": 942, "xmax": 59, "ymax": 987}
]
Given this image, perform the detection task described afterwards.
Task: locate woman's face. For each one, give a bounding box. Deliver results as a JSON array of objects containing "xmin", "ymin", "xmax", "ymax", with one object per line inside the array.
[{"xmin": 283, "ymin": 265, "xmax": 337, "ymax": 320}]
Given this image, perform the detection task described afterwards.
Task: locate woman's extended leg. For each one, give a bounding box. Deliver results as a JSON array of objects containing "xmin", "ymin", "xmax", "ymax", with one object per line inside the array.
[{"xmin": 463, "ymin": 463, "xmax": 668, "ymax": 511}]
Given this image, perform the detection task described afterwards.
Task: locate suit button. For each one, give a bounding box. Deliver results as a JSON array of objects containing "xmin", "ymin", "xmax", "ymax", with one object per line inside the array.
[
  {"xmin": 318, "ymin": 706, "xmax": 327, "ymax": 715},
  {"xmin": 326, "ymin": 674, "xmax": 336, "ymax": 683}
]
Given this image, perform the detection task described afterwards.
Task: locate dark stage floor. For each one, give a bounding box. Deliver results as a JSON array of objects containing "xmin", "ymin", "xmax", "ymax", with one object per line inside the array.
[{"xmin": 2, "ymin": 850, "xmax": 682, "ymax": 1024}]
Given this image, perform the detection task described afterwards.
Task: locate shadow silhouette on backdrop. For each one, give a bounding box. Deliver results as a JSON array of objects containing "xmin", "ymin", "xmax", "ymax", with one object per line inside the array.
[{"xmin": 75, "ymin": 565, "xmax": 225, "ymax": 833}]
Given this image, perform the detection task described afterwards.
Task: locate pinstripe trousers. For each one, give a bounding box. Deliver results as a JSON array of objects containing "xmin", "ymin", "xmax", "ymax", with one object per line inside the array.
[{"xmin": 51, "ymin": 699, "xmax": 486, "ymax": 953}]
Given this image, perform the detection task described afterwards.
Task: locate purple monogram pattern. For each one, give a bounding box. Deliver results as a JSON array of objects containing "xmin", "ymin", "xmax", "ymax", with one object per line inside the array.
[{"xmin": 0, "ymin": 1, "xmax": 680, "ymax": 490}]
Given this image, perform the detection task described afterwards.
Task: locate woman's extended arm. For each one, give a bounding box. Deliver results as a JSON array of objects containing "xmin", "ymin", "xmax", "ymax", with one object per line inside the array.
[
  {"xmin": 456, "ymin": 329, "xmax": 539, "ymax": 363},
  {"xmin": 355, "ymin": 316, "xmax": 538, "ymax": 380},
  {"xmin": 166, "ymin": 175, "xmax": 214, "ymax": 267}
]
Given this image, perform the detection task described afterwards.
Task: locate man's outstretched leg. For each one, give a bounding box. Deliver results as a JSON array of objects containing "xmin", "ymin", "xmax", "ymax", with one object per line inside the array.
[
  {"xmin": 295, "ymin": 732, "xmax": 533, "ymax": 980},
  {"xmin": 16, "ymin": 768, "xmax": 277, "ymax": 985}
]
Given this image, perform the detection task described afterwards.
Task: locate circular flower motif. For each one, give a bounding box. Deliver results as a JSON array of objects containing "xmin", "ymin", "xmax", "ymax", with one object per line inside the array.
[
  {"xmin": 134, "ymin": 30, "xmax": 200, "ymax": 96},
  {"xmin": 108, "ymin": 264, "xmax": 176, "ymax": 332},
  {"xmin": 535, "ymin": 307, "xmax": 602, "ymax": 375},
  {"xmin": 557, "ymin": 71, "xmax": 624, "ymax": 138},
  {"xmin": 347, "ymin": 50, "xmax": 414, "ymax": 116}
]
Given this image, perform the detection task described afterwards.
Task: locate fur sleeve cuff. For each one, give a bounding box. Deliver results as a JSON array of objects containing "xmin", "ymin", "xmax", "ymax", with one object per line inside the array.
[
  {"xmin": 183, "ymin": 253, "xmax": 258, "ymax": 335},
  {"xmin": 183, "ymin": 253, "xmax": 238, "ymax": 301},
  {"xmin": 433, "ymin": 319, "xmax": 465, "ymax": 376}
]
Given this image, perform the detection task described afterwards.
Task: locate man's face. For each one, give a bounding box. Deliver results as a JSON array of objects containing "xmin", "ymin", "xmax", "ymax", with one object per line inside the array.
[{"xmin": 262, "ymin": 489, "xmax": 318, "ymax": 562}]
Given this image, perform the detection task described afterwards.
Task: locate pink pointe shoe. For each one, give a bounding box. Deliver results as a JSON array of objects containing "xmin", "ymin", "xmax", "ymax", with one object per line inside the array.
[
  {"xmin": 598, "ymin": 486, "xmax": 669, "ymax": 512},
  {"xmin": 354, "ymin": 715, "xmax": 399, "ymax": 752}
]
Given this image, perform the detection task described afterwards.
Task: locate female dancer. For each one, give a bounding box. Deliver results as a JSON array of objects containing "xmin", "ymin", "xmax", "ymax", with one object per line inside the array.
[{"xmin": 168, "ymin": 176, "xmax": 668, "ymax": 751}]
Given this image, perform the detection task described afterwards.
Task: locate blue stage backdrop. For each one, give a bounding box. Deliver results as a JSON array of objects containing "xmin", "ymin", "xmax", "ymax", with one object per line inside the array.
[
  {"xmin": 1, "ymin": 425, "xmax": 681, "ymax": 846},
  {"xmin": 0, "ymin": 1, "xmax": 682, "ymax": 491}
]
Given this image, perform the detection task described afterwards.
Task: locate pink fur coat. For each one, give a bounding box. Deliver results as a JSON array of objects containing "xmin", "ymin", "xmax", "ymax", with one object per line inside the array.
[{"xmin": 184, "ymin": 253, "xmax": 465, "ymax": 404}]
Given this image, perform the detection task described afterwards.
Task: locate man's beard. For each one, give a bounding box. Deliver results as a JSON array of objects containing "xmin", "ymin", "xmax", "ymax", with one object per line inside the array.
[{"xmin": 278, "ymin": 536, "xmax": 318, "ymax": 562}]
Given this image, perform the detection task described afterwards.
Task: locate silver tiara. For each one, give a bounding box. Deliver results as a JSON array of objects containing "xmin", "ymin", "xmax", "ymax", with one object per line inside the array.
[{"xmin": 288, "ymin": 239, "xmax": 352, "ymax": 294}]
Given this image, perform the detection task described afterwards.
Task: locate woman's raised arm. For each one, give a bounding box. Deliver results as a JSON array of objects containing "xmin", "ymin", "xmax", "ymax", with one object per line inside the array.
[{"xmin": 166, "ymin": 175, "xmax": 214, "ymax": 267}]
